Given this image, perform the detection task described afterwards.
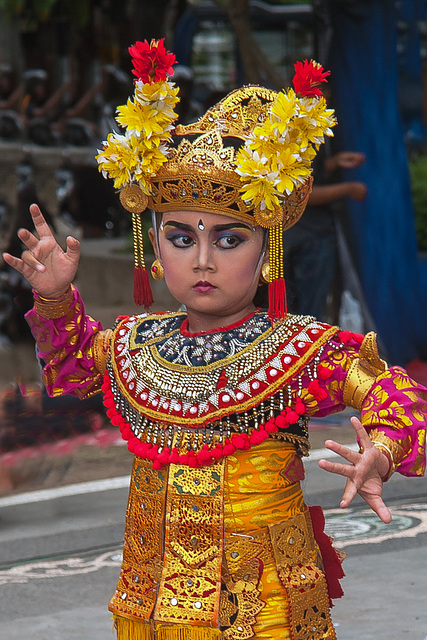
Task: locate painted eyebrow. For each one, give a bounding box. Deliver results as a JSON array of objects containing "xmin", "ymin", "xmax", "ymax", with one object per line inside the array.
[{"xmin": 163, "ymin": 221, "xmax": 252, "ymax": 232}]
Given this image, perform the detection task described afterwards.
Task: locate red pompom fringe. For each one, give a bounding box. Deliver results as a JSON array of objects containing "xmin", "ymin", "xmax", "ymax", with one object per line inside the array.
[
  {"xmin": 103, "ymin": 372, "xmax": 310, "ymax": 469},
  {"xmin": 134, "ymin": 266, "xmax": 153, "ymax": 308}
]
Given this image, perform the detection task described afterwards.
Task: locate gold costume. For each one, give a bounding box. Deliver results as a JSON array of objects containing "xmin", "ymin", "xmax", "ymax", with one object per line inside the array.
[
  {"xmin": 112, "ymin": 441, "xmax": 336, "ymax": 640},
  {"xmin": 25, "ymin": 39, "xmax": 426, "ymax": 640}
]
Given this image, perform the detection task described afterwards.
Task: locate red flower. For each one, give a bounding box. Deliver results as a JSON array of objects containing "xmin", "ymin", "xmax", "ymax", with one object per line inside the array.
[
  {"xmin": 293, "ymin": 60, "xmax": 330, "ymax": 98},
  {"xmin": 128, "ymin": 38, "xmax": 176, "ymax": 83}
]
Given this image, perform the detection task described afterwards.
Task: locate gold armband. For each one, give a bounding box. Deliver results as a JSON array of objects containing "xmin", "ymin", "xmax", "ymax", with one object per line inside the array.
[
  {"xmin": 343, "ymin": 332, "xmax": 388, "ymax": 410},
  {"xmin": 369, "ymin": 429, "xmax": 405, "ymax": 481},
  {"xmin": 93, "ymin": 329, "xmax": 113, "ymax": 373},
  {"xmin": 33, "ymin": 285, "xmax": 74, "ymax": 319}
]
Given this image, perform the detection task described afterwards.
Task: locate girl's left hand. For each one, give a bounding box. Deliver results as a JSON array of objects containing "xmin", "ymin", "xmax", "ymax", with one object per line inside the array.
[{"xmin": 318, "ymin": 416, "xmax": 392, "ymax": 523}]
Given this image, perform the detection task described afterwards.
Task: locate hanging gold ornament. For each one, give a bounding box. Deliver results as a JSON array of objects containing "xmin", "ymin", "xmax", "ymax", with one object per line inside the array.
[{"xmin": 120, "ymin": 184, "xmax": 149, "ymax": 213}]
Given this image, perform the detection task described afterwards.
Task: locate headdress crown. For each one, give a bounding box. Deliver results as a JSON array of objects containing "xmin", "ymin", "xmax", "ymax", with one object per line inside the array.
[{"xmin": 96, "ymin": 41, "xmax": 336, "ymax": 318}]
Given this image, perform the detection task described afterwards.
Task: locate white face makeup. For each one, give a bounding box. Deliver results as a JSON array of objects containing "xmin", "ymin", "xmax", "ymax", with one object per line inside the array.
[{"xmin": 150, "ymin": 210, "xmax": 266, "ymax": 332}]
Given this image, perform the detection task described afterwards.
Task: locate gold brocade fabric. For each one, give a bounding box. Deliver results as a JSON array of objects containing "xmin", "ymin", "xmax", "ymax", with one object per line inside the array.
[
  {"xmin": 223, "ymin": 441, "xmax": 305, "ymax": 640},
  {"xmin": 112, "ymin": 441, "xmax": 336, "ymax": 640},
  {"xmin": 154, "ymin": 461, "xmax": 225, "ymax": 626}
]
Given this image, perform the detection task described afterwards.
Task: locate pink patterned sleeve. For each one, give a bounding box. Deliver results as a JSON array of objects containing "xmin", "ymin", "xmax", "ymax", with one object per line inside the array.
[
  {"xmin": 25, "ymin": 285, "xmax": 104, "ymax": 399},
  {"xmin": 296, "ymin": 331, "xmax": 426, "ymax": 477},
  {"xmin": 360, "ymin": 368, "xmax": 427, "ymax": 476}
]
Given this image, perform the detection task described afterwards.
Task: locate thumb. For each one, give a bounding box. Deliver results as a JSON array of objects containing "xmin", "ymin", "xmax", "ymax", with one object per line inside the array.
[{"xmin": 65, "ymin": 236, "xmax": 81, "ymax": 261}]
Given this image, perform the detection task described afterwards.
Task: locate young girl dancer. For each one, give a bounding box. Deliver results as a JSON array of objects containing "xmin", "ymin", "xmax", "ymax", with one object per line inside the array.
[{"xmin": 3, "ymin": 40, "xmax": 426, "ymax": 640}]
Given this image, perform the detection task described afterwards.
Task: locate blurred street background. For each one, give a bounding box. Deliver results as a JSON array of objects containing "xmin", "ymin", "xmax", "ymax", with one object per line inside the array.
[{"xmin": 1, "ymin": 1, "xmax": 427, "ymax": 638}]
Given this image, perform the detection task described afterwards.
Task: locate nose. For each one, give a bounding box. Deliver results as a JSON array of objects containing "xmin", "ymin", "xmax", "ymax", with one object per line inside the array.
[{"xmin": 193, "ymin": 237, "xmax": 215, "ymax": 272}]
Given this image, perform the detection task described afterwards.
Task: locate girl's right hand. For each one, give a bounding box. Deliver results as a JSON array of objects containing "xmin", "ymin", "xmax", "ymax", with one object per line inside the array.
[{"xmin": 2, "ymin": 203, "xmax": 80, "ymax": 299}]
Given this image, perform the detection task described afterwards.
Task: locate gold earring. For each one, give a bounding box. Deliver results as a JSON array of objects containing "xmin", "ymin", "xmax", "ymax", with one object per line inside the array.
[
  {"xmin": 259, "ymin": 262, "xmax": 270, "ymax": 285},
  {"xmin": 151, "ymin": 259, "xmax": 164, "ymax": 280}
]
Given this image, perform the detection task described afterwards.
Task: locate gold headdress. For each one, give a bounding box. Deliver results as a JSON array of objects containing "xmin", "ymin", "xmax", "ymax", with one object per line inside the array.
[{"xmin": 96, "ymin": 42, "xmax": 336, "ymax": 320}]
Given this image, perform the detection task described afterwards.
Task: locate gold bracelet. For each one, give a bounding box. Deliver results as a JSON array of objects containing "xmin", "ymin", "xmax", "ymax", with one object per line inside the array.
[
  {"xmin": 372, "ymin": 442, "xmax": 397, "ymax": 481},
  {"xmin": 93, "ymin": 329, "xmax": 113, "ymax": 373},
  {"xmin": 33, "ymin": 285, "xmax": 74, "ymax": 319}
]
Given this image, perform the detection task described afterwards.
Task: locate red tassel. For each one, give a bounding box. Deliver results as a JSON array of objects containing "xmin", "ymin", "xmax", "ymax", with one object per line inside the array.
[
  {"xmin": 317, "ymin": 365, "xmax": 333, "ymax": 380},
  {"xmin": 187, "ymin": 452, "xmax": 200, "ymax": 468},
  {"xmin": 197, "ymin": 445, "xmax": 213, "ymax": 465},
  {"xmin": 295, "ymin": 398, "xmax": 306, "ymax": 415},
  {"xmin": 285, "ymin": 408, "xmax": 300, "ymax": 424},
  {"xmin": 308, "ymin": 379, "xmax": 328, "ymax": 401},
  {"xmin": 134, "ymin": 266, "xmax": 154, "ymax": 308},
  {"xmin": 157, "ymin": 448, "xmax": 171, "ymax": 464},
  {"xmin": 231, "ymin": 434, "xmax": 247, "ymax": 449},
  {"xmin": 268, "ymin": 277, "xmax": 287, "ymax": 323}
]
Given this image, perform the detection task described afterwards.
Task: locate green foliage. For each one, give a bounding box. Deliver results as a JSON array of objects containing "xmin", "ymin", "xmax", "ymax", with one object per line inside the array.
[{"xmin": 409, "ymin": 154, "xmax": 427, "ymax": 252}]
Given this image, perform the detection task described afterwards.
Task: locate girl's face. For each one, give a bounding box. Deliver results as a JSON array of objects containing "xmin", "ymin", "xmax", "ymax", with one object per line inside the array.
[{"xmin": 149, "ymin": 210, "xmax": 267, "ymax": 332}]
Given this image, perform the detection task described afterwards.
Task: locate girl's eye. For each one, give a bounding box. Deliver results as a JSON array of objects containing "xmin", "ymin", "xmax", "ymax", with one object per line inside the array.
[
  {"xmin": 168, "ymin": 233, "xmax": 194, "ymax": 248},
  {"xmin": 215, "ymin": 234, "xmax": 242, "ymax": 249}
]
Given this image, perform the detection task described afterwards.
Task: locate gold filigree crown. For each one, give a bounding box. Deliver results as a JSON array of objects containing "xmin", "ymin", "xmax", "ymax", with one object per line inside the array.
[{"xmin": 146, "ymin": 86, "xmax": 312, "ymax": 230}]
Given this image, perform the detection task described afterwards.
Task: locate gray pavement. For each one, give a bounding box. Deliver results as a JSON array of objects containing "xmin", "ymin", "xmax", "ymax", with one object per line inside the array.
[{"xmin": 0, "ymin": 426, "xmax": 426, "ymax": 640}]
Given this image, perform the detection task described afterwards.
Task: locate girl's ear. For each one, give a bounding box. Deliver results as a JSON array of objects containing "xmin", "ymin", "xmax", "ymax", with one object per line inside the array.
[{"xmin": 148, "ymin": 227, "xmax": 160, "ymax": 260}]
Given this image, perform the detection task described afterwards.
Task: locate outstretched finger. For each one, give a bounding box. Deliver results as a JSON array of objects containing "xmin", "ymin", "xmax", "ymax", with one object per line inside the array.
[
  {"xmin": 339, "ymin": 477, "xmax": 358, "ymax": 508},
  {"xmin": 318, "ymin": 457, "xmax": 354, "ymax": 478},
  {"xmin": 17, "ymin": 227, "xmax": 42, "ymax": 252},
  {"xmin": 324, "ymin": 438, "xmax": 360, "ymax": 465},
  {"xmin": 349, "ymin": 416, "xmax": 372, "ymax": 449},
  {"xmin": 29, "ymin": 203, "xmax": 55, "ymax": 239},
  {"xmin": 2, "ymin": 252, "xmax": 25, "ymax": 274}
]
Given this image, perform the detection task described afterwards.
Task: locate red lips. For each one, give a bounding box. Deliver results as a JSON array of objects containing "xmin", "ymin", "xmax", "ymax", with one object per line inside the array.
[{"xmin": 193, "ymin": 281, "xmax": 217, "ymax": 293}]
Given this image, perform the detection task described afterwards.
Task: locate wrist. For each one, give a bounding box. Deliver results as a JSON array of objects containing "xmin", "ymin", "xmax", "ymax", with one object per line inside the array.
[
  {"xmin": 33, "ymin": 285, "xmax": 74, "ymax": 318},
  {"xmin": 374, "ymin": 446, "xmax": 393, "ymax": 482},
  {"xmin": 369, "ymin": 429, "xmax": 405, "ymax": 482}
]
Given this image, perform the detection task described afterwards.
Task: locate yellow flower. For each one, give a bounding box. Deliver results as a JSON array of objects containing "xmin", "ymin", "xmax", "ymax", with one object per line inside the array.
[
  {"xmin": 297, "ymin": 96, "xmax": 336, "ymax": 145},
  {"xmin": 236, "ymin": 148, "xmax": 280, "ymax": 209},
  {"xmin": 273, "ymin": 145, "xmax": 310, "ymax": 194},
  {"xmin": 240, "ymin": 177, "xmax": 279, "ymax": 211},
  {"xmin": 116, "ymin": 100, "xmax": 166, "ymax": 139},
  {"xmin": 245, "ymin": 134, "xmax": 279, "ymax": 161},
  {"xmin": 96, "ymin": 132, "xmax": 139, "ymax": 189},
  {"xmin": 135, "ymin": 79, "xmax": 179, "ymax": 110},
  {"xmin": 270, "ymin": 88, "xmax": 299, "ymax": 136}
]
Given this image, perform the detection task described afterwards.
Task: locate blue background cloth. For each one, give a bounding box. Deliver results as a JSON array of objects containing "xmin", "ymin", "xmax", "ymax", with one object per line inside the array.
[{"xmin": 329, "ymin": 0, "xmax": 427, "ymax": 364}]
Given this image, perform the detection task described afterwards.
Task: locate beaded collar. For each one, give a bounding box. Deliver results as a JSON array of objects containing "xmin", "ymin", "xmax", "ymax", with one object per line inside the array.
[{"xmin": 101, "ymin": 310, "xmax": 340, "ymax": 468}]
